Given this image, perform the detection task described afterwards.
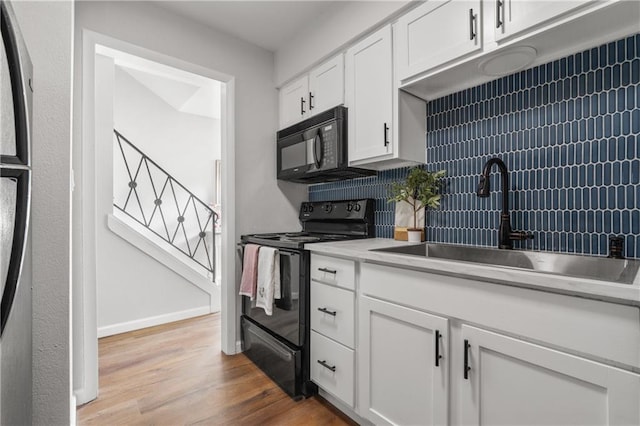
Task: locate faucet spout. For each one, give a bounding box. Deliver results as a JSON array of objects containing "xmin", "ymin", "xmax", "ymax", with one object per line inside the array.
[
  {"xmin": 477, "ymin": 157, "xmax": 509, "ymax": 215},
  {"xmin": 477, "ymin": 157, "xmax": 532, "ymax": 249}
]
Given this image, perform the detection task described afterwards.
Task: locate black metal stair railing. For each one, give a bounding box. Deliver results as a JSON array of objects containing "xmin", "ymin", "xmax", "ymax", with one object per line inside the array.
[{"xmin": 113, "ymin": 129, "xmax": 218, "ymax": 277}]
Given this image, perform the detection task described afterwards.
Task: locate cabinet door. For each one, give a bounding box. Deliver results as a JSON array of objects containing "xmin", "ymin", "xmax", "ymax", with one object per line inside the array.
[
  {"xmin": 359, "ymin": 296, "xmax": 449, "ymax": 426},
  {"xmin": 279, "ymin": 75, "xmax": 309, "ymax": 129},
  {"xmin": 345, "ymin": 25, "xmax": 393, "ymax": 163},
  {"xmin": 495, "ymin": 0, "xmax": 596, "ymax": 41},
  {"xmin": 308, "ymin": 54, "xmax": 344, "ymax": 116},
  {"xmin": 460, "ymin": 325, "xmax": 640, "ymax": 426},
  {"xmin": 396, "ymin": 0, "xmax": 482, "ymax": 81}
]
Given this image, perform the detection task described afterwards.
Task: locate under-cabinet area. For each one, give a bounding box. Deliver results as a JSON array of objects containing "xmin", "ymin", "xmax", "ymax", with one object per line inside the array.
[{"xmin": 306, "ymin": 241, "xmax": 640, "ymax": 426}]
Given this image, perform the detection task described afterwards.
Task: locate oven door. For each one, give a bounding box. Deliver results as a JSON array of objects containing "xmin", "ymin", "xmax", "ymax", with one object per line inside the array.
[{"xmin": 242, "ymin": 248, "xmax": 306, "ymax": 347}]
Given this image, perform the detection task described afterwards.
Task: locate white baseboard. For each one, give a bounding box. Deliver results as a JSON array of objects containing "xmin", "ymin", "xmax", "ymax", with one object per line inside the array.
[
  {"xmin": 236, "ymin": 340, "xmax": 242, "ymax": 354},
  {"xmin": 97, "ymin": 306, "xmax": 210, "ymax": 338},
  {"xmin": 73, "ymin": 386, "xmax": 97, "ymax": 407},
  {"xmin": 318, "ymin": 389, "xmax": 369, "ymax": 425}
]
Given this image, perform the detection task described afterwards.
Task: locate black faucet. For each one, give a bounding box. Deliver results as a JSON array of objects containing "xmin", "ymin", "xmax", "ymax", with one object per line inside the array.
[{"xmin": 476, "ymin": 157, "xmax": 533, "ymax": 249}]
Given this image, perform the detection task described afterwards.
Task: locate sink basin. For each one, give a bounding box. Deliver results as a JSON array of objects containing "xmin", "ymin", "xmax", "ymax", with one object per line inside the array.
[{"xmin": 370, "ymin": 243, "xmax": 640, "ymax": 284}]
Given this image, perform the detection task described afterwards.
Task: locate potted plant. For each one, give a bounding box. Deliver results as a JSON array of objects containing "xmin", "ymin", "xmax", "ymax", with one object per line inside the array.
[{"xmin": 388, "ymin": 167, "xmax": 446, "ymax": 243}]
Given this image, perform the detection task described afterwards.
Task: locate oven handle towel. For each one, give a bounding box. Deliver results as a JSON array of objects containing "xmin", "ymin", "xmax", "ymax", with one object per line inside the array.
[
  {"xmin": 239, "ymin": 244, "xmax": 261, "ymax": 300},
  {"xmin": 255, "ymin": 247, "xmax": 281, "ymax": 316}
]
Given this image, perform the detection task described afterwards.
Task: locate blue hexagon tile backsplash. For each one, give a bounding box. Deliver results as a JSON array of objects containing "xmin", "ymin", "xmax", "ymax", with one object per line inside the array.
[{"xmin": 309, "ymin": 33, "xmax": 640, "ymax": 259}]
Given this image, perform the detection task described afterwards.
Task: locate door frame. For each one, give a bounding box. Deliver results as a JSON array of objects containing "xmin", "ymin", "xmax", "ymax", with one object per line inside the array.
[{"xmin": 74, "ymin": 29, "xmax": 237, "ymax": 404}]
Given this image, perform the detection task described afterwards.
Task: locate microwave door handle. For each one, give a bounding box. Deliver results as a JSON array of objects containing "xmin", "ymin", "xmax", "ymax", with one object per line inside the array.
[{"xmin": 312, "ymin": 130, "xmax": 323, "ymax": 169}]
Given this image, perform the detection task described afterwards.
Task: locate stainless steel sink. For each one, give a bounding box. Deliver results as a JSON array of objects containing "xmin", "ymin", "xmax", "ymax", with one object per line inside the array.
[{"xmin": 371, "ymin": 243, "xmax": 640, "ymax": 284}]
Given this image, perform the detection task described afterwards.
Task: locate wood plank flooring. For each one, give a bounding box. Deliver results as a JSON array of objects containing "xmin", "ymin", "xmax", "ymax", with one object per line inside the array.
[{"xmin": 77, "ymin": 314, "xmax": 356, "ymax": 425}]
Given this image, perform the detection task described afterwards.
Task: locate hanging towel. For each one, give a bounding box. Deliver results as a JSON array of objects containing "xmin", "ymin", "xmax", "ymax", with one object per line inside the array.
[
  {"xmin": 255, "ymin": 247, "xmax": 281, "ymax": 315},
  {"xmin": 239, "ymin": 244, "xmax": 261, "ymax": 299}
]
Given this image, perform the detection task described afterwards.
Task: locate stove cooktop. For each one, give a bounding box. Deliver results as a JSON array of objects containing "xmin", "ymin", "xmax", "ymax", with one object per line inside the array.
[{"xmin": 241, "ymin": 199, "xmax": 375, "ymax": 250}]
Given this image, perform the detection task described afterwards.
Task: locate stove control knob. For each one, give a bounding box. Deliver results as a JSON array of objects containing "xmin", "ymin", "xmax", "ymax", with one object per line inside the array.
[
  {"xmin": 308, "ymin": 204, "xmax": 314, "ymax": 213},
  {"xmin": 302, "ymin": 204, "xmax": 308, "ymax": 213},
  {"xmin": 354, "ymin": 203, "xmax": 361, "ymax": 212},
  {"xmin": 346, "ymin": 203, "xmax": 354, "ymax": 212},
  {"xmin": 323, "ymin": 203, "xmax": 333, "ymax": 213}
]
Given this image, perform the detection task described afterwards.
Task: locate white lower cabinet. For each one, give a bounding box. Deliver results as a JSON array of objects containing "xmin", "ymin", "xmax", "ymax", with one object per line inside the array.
[
  {"xmin": 349, "ymin": 260, "xmax": 640, "ymax": 426},
  {"xmin": 309, "ymin": 254, "xmax": 357, "ymax": 408},
  {"xmin": 310, "ymin": 331, "xmax": 355, "ymax": 407},
  {"xmin": 359, "ymin": 296, "xmax": 449, "ymax": 426},
  {"xmin": 459, "ymin": 325, "xmax": 640, "ymax": 426}
]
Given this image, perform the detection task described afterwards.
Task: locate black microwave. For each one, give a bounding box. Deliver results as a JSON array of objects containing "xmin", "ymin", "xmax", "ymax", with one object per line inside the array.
[{"xmin": 276, "ymin": 106, "xmax": 376, "ymax": 183}]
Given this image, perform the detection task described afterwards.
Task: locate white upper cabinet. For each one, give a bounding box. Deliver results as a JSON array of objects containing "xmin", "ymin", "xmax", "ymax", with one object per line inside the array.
[
  {"xmin": 494, "ymin": 0, "xmax": 597, "ymax": 42},
  {"xmin": 308, "ymin": 54, "xmax": 344, "ymax": 116},
  {"xmin": 279, "ymin": 75, "xmax": 309, "ymax": 129},
  {"xmin": 278, "ymin": 54, "xmax": 344, "ymax": 130},
  {"xmin": 345, "ymin": 25, "xmax": 394, "ymax": 163},
  {"xmin": 459, "ymin": 325, "xmax": 640, "ymax": 426},
  {"xmin": 396, "ymin": 0, "xmax": 483, "ymax": 81}
]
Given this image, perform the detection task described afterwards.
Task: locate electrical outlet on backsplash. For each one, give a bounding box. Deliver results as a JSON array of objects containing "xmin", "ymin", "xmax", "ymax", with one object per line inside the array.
[{"xmin": 309, "ymin": 33, "xmax": 640, "ymax": 260}]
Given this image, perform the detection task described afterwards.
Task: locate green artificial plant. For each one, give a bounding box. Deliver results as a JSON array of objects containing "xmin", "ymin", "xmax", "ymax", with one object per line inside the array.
[{"xmin": 388, "ymin": 167, "xmax": 446, "ymax": 230}]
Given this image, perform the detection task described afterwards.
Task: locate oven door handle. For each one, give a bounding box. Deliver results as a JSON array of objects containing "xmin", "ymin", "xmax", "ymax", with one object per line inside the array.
[{"xmin": 276, "ymin": 248, "xmax": 301, "ymax": 257}]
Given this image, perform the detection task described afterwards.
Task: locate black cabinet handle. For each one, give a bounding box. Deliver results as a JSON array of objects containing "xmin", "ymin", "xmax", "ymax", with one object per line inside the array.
[
  {"xmin": 318, "ymin": 267, "xmax": 337, "ymax": 274},
  {"xmin": 309, "ymin": 92, "xmax": 314, "ymax": 110},
  {"xmin": 435, "ymin": 330, "xmax": 443, "ymax": 367},
  {"xmin": 317, "ymin": 307, "xmax": 337, "ymax": 316},
  {"xmin": 464, "ymin": 339, "xmax": 471, "ymax": 379},
  {"xmin": 317, "ymin": 359, "xmax": 336, "ymax": 372},
  {"xmin": 384, "ymin": 123, "xmax": 389, "ymax": 147},
  {"xmin": 496, "ymin": 0, "xmax": 503, "ymax": 28},
  {"xmin": 469, "ymin": 9, "xmax": 477, "ymax": 40},
  {"xmin": 300, "ymin": 97, "xmax": 306, "ymax": 115}
]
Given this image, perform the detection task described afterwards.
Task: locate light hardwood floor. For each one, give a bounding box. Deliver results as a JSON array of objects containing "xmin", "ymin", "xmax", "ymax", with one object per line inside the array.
[{"xmin": 77, "ymin": 314, "xmax": 356, "ymax": 425}]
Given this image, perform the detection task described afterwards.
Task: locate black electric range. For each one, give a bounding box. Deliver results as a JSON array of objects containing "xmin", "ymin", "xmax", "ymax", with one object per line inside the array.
[{"xmin": 239, "ymin": 199, "xmax": 374, "ymax": 399}]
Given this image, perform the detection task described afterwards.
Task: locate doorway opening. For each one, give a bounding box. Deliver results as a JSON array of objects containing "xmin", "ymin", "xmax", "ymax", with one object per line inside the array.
[{"xmin": 75, "ymin": 31, "xmax": 237, "ymax": 406}]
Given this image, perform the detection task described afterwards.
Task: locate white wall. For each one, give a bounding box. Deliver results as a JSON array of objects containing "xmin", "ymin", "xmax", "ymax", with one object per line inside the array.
[
  {"xmin": 114, "ymin": 66, "xmax": 220, "ymax": 204},
  {"xmin": 95, "ymin": 54, "xmax": 211, "ymax": 335},
  {"xmin": 72, "ymin": 0, "xmax": 306, "ymax": 401},
  {"xmin": 274, "ymin": 1, "xmax": 411, "ymax": 86},
  {"xmin": 12, "ymin": 1, "xmax": 74, "ymax": 425}
]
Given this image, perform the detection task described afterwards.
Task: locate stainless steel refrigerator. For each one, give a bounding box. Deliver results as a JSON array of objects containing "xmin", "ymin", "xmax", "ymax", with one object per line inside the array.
[{"xmin": 1, "ymin": 0, "xmax": 33, "ymax": 424}]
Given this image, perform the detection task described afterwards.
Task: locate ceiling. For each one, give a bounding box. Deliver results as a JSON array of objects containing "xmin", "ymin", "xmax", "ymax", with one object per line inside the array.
[
  {"xmin": 102, "ymin": 45, "xmax": 221, "ymax": 119},
  {"xmin": 154, "ymin": 1, "xmax": 340, "ymax": 52}
]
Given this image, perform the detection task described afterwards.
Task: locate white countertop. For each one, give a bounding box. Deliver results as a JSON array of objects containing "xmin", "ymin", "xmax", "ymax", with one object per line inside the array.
[{"xmin": 305, "ymin": 238, "xmax": 640, "ymax": 307}]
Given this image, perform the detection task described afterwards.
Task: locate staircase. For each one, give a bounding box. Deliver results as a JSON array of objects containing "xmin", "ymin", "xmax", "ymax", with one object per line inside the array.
[{"xmin": 112, "ymin": 129, "xmax": 218, "ymax": 278}]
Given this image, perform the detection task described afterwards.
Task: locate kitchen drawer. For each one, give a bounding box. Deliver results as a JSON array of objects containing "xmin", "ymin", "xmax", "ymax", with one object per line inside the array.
[
  {"xmin": 311, "ymin": 330, "xmax": 355, "ymax": 407},
  {"xmin": 311, "ymin": 280, "xmax": 355, "ymax": 348},
  {"xmin": 311, "ymin": 254, "xmax": 355, "ymax": 291}
]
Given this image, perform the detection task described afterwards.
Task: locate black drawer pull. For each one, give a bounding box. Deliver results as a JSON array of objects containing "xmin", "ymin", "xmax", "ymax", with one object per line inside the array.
[
  {"xmin": 317, "ymin": 359, "xmax": 336, "ymax": 372},
  {"xmin": 317, "ymin": 307, "xmax": 337, "ymax": 316},
  {"xmin": 435, "ymin": 330, "xmax": 443, "ymax": 367},
  {"xmin": 464, "ymin": 339, "xmax": 471, "ymax": 379},
  {"xmin": 318, "ymin": 267, "xmax": 337, "ymax": 274},
  {"xmin": 469, "ymin": 9, "xmax": 477, "ymax": 40},
  {"xmin": 496, "ymin": 0, "xmax": 503, "ymax": 28},
  {"xmin": 383, "ymin": 122, "xmax": 389, "ymax": 147}
]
